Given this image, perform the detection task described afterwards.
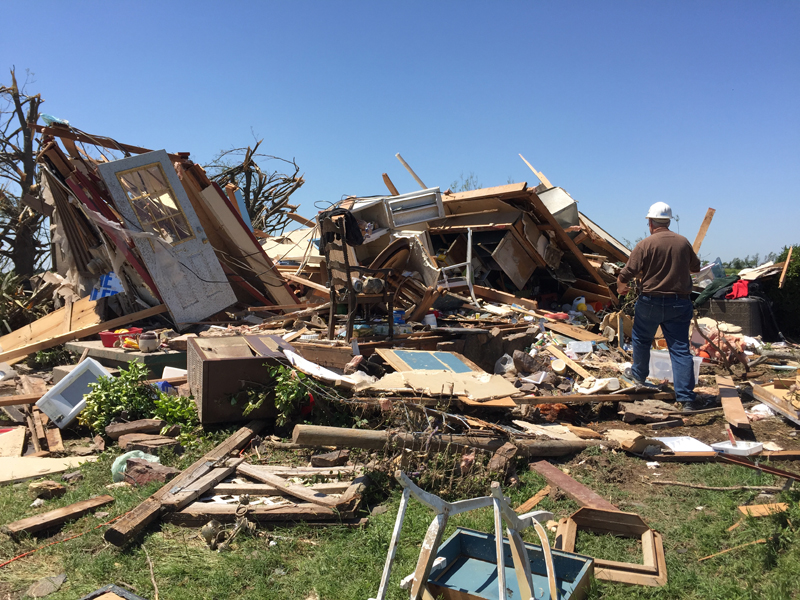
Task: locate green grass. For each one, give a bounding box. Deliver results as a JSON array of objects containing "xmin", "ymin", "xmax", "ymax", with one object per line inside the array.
[{"xmin": 3, "ymin": 449, "xmax": 800, "ymax": 599}]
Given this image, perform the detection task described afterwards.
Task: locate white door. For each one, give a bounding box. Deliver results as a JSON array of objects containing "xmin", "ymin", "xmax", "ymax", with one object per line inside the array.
[{"xmin": 98, "ymin": 150, "xmax": 237, "ymax": 328}]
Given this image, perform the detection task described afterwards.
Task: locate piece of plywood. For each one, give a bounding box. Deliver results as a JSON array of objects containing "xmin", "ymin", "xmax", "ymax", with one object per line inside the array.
[
  {"xmin": 442, "ymin": 182, "xmax": 528, "ymax": 203},
  {"xmin": 0, "ymin": 456, "xmax": 95, "ymax": 484},
  {"xmin": 692, "ymin": 208, "xmax": 716, "ymax": 254},
  {"xmin": 750, "ymin": 382, "xmax": 800, "ymax": 427},
  {"xmin": 0, "ymin": 427, "xmax": 26, "ymax": 457},
  {"xmin": 530, "ymin": 460, "xmax": 618, "ymax": 511},
  {"xmin": 0, "ymin": 304, "xmax": 168, "ymax": 364},
  {"xmin": 492, "ymin": 231, "xmax": 536, "ymax": 290},
  {"xmin": 1, "ymin": 495, "xmax": 114, "ymax": 539},
  {"xmin": 716, "ymin": 375, "xmax": 750, "ymax": 430}
]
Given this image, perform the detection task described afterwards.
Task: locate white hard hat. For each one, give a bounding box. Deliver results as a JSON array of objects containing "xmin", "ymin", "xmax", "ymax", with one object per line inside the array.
[{"xmin": 645, "ymin": 202, "xmax": 673, "ymax": 219}]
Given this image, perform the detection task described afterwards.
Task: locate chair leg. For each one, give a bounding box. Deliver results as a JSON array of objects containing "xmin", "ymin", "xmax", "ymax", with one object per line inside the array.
[
  {"xmin": 328, "ymin": 291, "xmax": 336, "ymax": 340},
  {"xmin": 346, "ymin": 295, "xmax": 356, "ymax": 342}
]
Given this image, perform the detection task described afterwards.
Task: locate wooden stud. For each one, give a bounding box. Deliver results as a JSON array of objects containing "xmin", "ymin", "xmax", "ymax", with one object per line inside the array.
[
  {"xmin": 779, "ymin": 246, "xmax": 793, "ymax": 289},
  {"xmin": 2, "ymin": 495, "xmax": 114, "ymax": 540},
  {"xmin": 692, "ymin": 208, "xmax": 716, "ymax": 254}
]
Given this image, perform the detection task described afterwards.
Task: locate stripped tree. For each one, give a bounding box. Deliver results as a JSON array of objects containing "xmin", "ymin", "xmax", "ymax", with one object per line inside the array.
[
  {"xmin": 0, "ymin": 68, "xmax": 48, "ymax": 277},
  {"xmin": 205, "ymin": 139, "xmax": 305, "ymax": 236}
]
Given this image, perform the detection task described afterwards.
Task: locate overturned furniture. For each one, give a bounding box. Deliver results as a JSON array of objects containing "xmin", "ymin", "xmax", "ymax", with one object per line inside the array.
[{"xmin": 371, "ymin": 471, "xmax": 593, "ymax": 600}]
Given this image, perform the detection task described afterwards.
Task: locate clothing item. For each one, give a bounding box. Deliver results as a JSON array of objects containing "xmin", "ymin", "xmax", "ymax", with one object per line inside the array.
[
  {"xmin": 317, "ymin": 208, "xmax": 364, "ymax": 255},
  {"xmin": 693, "ymin": 275, "xmax": 739, "ymax": 307},
  {"xmin": 618, "ymin": 229, "xmax": 701, "ymax": 296},
  {"xmin": 725, "ymin": 279, "xmax": 750, "ymax": 299},
  {"xmin": 630, "ymin": 295, "xmax": 696, "ymax": 403}
]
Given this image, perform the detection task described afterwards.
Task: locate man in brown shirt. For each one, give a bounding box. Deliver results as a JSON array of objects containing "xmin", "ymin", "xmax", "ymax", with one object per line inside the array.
[{"xmin": 617, "ymin": 203, "xmax": 702, "ymax": 409}]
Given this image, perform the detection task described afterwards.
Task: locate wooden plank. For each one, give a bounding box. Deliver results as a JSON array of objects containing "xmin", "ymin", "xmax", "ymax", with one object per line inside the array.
[
  {"xmin": 212, "ymin": 481, "xmax": 351, "ymax": 496},
  {"xmin": 0, "ymin": 304, "xmax": 168, "ymax": 364},
  {"xmin": 286, "ymin": 213, "xmax": 315, "ymax": 227},
  {"xmin": 544, "ymin": 322, "xmax": 606, "ymax": 343},
  {"xmin": 457, "ymin": 396, "xmax": 517, "ymax": 408},
  {"xmin": 0, "ymin": 394, "xmax": 40, "ymax": 408},
  {"xmin": 104, "ymin": 420, "xmax": 266, "ymax": 546},
  {"xmin": 247, "ymin": 303, "xmax": 314, "ymax": 312},
  {"xmin": 0, "ymin": 427, "xmax": 26, "ymax": 457},
  {"xmin": 160, "ymin": 458, "xmax": 245, "ymax": 508},
  {"xmin": 166, "ymin": 501, "xmax": 339, "ymax": 525},
  {"xmin": 236, "ymin": 464, "xmax": 341, "ymax": 508},
  {"xmin": 31, "ymin": 124, "xmax": 183, "ymax": 161},
  {"xmin": 530, "ymin": 461, "xmax": 618, "ymax": 511},
  {"xmin": 692, "ymin": 208, "xmax": 716, "ymax": 254},
  {"xmin": 653, "ymin": 450, "xmax": 800, "ymax": 462},
  {"xmin": 31, "ymin": 408, "xmax": 47, "ymax": 450},
  {"xmin": 738, "ymin": 503, "xmax": 788, "ymax": 517},
  {"xmin": 472, "ymin": 285, "xmax": 539, "ymax": 312},
  {"xmin": 45, "ymin": 427, "xmax": 65, "ymax": 453},
  {"xmin": 515, "ymin": 485, "xmax": 551, "ymax": 513},
  {"xmin": 779, "ymin": 246, "xmax": 793, "ymax": 289},
  {"xmin": 544, "ymin": 344, "xmax": 592, "ymax": 379},
  {"xmin": 750, "ymin": 382, "xmax": 800, "ymax": 427},
  {"xmin": 1, "ymin": 495, "xmax": 115, "ymax": 539},
  {"xmin": 716, "ymin": 375, "xmax": 750, "ymax": 430},
  {"xmin": 382, "ymin": 173, "xmax": 400, "ymax": 195},
  {"xmin": 284, "ymin": 273, "xmax": 330, "ymax": 294},
  {"xmin": 237, "ymin": 464, "xmax": 359, "ymax": 478},
  {"xmin": 0, "ymin": 296, "xmax": 101, "ymax": 366},
  {"xmin": 442, "ymin": 182, "xmax": 527, "ymax": 202}
]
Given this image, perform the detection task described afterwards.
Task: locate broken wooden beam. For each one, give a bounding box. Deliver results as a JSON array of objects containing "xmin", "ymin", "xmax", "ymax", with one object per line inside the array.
[
  {"xmin": 104, "ymin": 420, "xmax": 266, "ymax": 546},
  {"xmin": 1, "ymin": 495, "xmax": 114, "ymax": 540},
  {"xmin": 515, "ymin": 391, "xmax": 675, "ymax": 404},
  {"xmin": 105, "ymin": 419, "xmax": 167, "ymax": 440},
  {"xmin": 530, "ymin": 460, "xmax": 618, "ymax": 511}
]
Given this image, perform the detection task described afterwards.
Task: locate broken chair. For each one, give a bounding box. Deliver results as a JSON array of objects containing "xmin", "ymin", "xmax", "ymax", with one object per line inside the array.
[{"xmin": 319, "ymin": 214, "xmax": 394, "ymax": 341}]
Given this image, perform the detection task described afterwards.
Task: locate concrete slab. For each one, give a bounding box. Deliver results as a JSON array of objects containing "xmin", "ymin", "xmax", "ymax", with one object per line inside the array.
[{"xmin": 64, "ymin": 341, "xmax": 186, "ymax": 377}]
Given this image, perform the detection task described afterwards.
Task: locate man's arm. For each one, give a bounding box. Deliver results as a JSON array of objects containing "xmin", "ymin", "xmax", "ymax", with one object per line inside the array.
[
  {"xmin": 617, "ymin": 245, "xmax": 642, "ymax": 295},
  {"xmin": 689, "ymin": 247, "xmax": 701, "ymax": 273}
]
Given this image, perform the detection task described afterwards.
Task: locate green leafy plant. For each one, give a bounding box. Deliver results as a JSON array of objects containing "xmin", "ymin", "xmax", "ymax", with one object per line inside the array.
[
  {"xmin": 79, "ymin": 361, "xmax": 198, "ymax": 437},
  {"xmin": 26, "ymin": 346, "xmax": 74, "ymax": 370},
  {"xmin": 242, "ymin": 365, "xmax": 309, "ymax": 426}
]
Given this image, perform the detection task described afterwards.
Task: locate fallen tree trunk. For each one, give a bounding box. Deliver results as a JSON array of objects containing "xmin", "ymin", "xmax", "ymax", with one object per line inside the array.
[{"xmin": 291, "ymin": 425, "xmax": 611, "ymax": 457}]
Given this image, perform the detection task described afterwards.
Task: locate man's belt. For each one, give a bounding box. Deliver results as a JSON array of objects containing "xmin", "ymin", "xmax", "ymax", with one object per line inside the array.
[{"xmin": 641, "ymin": 293, "xmax": 691, "ymax": 300}]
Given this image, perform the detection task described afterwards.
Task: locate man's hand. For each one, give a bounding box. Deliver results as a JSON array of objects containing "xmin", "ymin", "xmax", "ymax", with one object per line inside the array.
[{"xmin": 617, "ymin": 277, "xmax": 630, "ymax": 295}]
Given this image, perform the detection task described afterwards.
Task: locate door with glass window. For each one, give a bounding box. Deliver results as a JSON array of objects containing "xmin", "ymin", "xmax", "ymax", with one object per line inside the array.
[{"xmin": 98, "ymin": 150, "xmax": 236, "ymax": 327}]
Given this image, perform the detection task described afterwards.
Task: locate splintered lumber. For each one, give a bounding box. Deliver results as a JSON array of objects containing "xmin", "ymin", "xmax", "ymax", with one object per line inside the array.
[
  {"xmin": 515, "ymin": 485, "xmax": 551, "ymax": 514},
  {"xmin": 544, "ymin": 322, "xmax": 606, "ymax": 343},
  {"xmin": 779, "ymin": 246, "xmax": 793, "ymax": 289},
  {"xmin": 212, "ymin": 481, "xmax": 351, "ymax": 496},
  {"xmin": 291, "ymin": 425, "xmax": 607, "ymax": 457},
  {"xmin": 544, "ymin": 345, "xmax": 592, "ymax": 379},
  {"xmin": 160, "ymin": 457, "xmax": 245, "ymax": 508},
  {"xmin": 692, "ymin": 208, "xmax": 716, "ymax": 254},
  {"xmin": 698, "ymin": 538, "xmax": 767, "ymax": 562},
  {"xmin": 236, "ymin": 464, "xmax": 340, "ymax": 508},
  {"xmin": 1, "ymin": 495, "xmax": 114, "ymax": 540},
  {"xmin": 0, "ymin": 304, "xmax": 168, "ymax": 364},
  {"xmin": 167, "ymin": 502, "xmax": 338, "ymax": 526},
  {"xmin": 717, "ymin": 375, "xmax": 750, "ymax": 430},
  {"xmin": 104, "ymin": 420, "xmax": 266, "ymax": 546},
  {"xmin": 530, "ymin": 461, "xmax": 618, "ymax": 511}
]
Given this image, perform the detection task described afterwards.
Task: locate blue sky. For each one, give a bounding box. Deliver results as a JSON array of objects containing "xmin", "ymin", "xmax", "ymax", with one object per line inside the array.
[{"xmin": 2, "ymin": 1, "xmax": 798, "ymax": 263}]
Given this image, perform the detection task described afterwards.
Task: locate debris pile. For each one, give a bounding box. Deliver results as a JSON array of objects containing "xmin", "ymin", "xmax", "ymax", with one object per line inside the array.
[{"xmin": 1, "ymin": 117, "xmax": 799, "ymax": 600}]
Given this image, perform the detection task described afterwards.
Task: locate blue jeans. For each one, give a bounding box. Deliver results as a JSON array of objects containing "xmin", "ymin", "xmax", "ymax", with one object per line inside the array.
[{"xmin": 631, "ymin": 295, "xmax": 696, "ymax": 403}]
